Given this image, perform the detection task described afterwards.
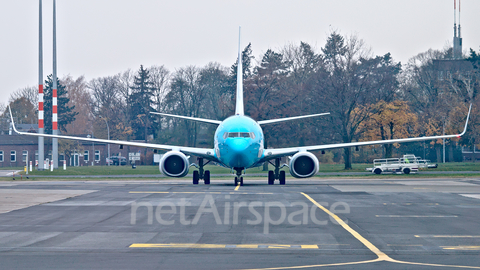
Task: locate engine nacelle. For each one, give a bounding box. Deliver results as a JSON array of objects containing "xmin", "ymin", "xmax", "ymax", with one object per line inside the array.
[
  {"xmin": 159, "ymin": 151, "xmax": 190, "ymax": 177},
  {"xmin": 289, "ymin": 152, "xmax": 319, "ymax": 178}
]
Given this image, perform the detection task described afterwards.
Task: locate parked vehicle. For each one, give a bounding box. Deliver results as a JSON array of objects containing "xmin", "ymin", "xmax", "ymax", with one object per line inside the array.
[
  {"xmin": 366, "ymin": 154, "xmax": 437, "ymax": 175},
  {"xmin": 106, "ymin": 156, "xmax": 127, "ymax": 166}
]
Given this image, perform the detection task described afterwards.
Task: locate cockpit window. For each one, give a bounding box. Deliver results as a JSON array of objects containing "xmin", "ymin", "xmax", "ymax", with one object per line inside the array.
[{"xmin": 225, "ymin": 132, "xmax": 254, "ymax": 138}]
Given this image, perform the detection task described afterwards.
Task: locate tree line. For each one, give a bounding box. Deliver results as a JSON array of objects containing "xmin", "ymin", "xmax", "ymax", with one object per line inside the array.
[{"xmin": 2, "ymin": 31, "xmax": 479, "ymax": 168}]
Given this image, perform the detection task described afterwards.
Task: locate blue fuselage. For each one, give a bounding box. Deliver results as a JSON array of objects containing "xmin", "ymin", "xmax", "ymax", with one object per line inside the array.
[{"xmin": 214, "ymin": 115, "xmax": 264, "ymax": 169}]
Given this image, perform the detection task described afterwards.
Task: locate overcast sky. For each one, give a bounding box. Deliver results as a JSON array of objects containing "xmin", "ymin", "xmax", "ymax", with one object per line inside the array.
[{"xmin": 1, "ymin": 0, "xmax": 479, "ymax": 106}]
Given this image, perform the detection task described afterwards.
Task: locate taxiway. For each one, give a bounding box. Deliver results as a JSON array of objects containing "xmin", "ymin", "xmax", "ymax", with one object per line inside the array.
[{"xmin": 0, "ymin": 177, "xmax": 479, "ymax": 269}]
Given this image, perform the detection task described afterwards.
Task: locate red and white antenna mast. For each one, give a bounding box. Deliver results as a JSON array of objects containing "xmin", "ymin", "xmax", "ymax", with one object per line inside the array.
[
  {"xmin": 453, "ymin": 0, "xmax": 457, "ymax": 38},
  {"xmin": 453, "ymin": 0, "xmax": 463, "ymax": 59},
  {"xmin": 458, "ymin": 0, "xmax": 461, "ymax": 38},
  {"xmin": 52, "ymin": 0, "xmax": 58, "ymax": 169},
  {"xmin": 38, "ymin": 0, "xmax": 45, "ymax": 170}
]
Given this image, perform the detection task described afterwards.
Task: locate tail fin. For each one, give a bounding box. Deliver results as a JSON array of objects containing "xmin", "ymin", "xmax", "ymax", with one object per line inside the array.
[{"xmin": 235, "ymin": 27, "xmax": 244, "ymax": 115}]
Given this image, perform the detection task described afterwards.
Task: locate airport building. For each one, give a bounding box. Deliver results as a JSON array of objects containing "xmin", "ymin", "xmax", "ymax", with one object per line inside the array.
[{"xmin": 0, "ymin": 124, "xmax": 156, "ymax": 168}]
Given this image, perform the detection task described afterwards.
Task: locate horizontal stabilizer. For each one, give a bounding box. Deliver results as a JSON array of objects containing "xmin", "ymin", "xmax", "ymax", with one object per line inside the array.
[
  {"xmin": 257, "ymin": 112, "xmax": 330, "ymax": 125},
  {"xmin": 150, "ymin": 112, "xmax": 221, "ymax": 125}
]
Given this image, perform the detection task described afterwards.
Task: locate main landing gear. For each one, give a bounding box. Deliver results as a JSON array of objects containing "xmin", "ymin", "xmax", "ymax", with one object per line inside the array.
[
  {"xmin": 234, "ymin": 167, "xmax": 244, "ymax": 186},
  {"xmin": 267, "ymin": 158, "xmax": 287, "ymax": 185},
  {"xmin": 192, "ymin": 158, "xmax": 211, "ymax": 185}
]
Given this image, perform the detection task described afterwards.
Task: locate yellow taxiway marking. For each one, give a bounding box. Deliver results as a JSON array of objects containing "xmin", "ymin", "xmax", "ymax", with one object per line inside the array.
[
  {"xmin": 129, "ymin": 243, "xmax": 346, "ymax": 249},
  {"xmin": 415, "ymin": 235, "xmax": 480, "ymax": 238},
  {"xmin": 129, "ymin": 191, "xmax": 273, "ymax": 195},
  {"xmin": 244, "ymin": 193, "xmax": 480, "ymax": 270},
  {"xmin": 301, "ymin": 192, "xmax": 390, "ymax": 260},
  {"xmin": 234, "ymin": 185, "xmax": 240, "ymax": 191},
  {"xmin": 442, "ymin": 246, "xmax": 480, "ymax": 250}
]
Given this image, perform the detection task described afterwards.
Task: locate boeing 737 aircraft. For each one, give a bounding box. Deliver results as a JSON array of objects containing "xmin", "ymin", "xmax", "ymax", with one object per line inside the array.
[{"xmin": 9, "ymin": 31, "xmax": 472, "ymax": 186}]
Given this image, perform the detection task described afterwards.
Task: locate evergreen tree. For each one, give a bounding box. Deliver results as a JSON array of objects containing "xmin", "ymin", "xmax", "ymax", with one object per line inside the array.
[
  {"xmin": 129, "ymin": 65, "xmax": 155, "ymax": 141},
  {"xmin": 43, "ymin": 75, "xmax": 78, "ymax": 134}
]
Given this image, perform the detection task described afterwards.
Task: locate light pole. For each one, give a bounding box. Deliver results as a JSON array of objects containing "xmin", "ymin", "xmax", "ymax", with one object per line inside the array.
[
  {"xmin": 443, "ymin": 117, "xmax": 446, "ymax": 164},
  {"xmin": 87, "ymin": 133, "xmax": 94, "ymax": 166},
  {"xmin": 100, "ymin": 116, "xmax": 110, "ymax": 166}
]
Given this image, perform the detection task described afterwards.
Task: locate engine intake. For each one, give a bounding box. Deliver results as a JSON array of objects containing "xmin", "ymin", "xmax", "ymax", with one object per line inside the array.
[
  {"xmin": 159, "ymin": 151, "xmax": 190, "ymax": 177},
  {"xmin": 289, "ymin": 152, "xmax": 319, "ymax": 178}
]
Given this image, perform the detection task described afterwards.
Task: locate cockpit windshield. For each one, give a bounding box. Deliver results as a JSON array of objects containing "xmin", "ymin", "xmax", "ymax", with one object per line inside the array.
[{"xmin": 224, "ymin": 132, "xmax": 255, "ymax": 139}]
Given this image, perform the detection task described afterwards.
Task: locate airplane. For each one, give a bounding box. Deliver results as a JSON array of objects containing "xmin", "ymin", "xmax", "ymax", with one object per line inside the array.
[{"xmin": 9, "ymin": 30, "xmax": 472, "ymax": 186}]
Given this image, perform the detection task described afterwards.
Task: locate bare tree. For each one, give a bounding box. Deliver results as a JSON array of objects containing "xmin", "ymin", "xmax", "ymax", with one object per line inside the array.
[
  {"xmin": 402, "ymin": 48, "xmax": 467, "ymax": 162},
  {"xmin": 89, "ymin": 75, "xmax": 131, "ymax": 140},
  {"xmin": 149, "ymin": 65, "xmax": 170, "ymax": 113},
  {"xmin": 9, "ymin": 86, "xmax": 38, "ymax": 110},
  {"xmin": 281, "ymin": 42, "xmax": 322, "ymax": 86},
  {"xmin": 315, "ymin": 32, "xmax": 401, "ymax": 169},
  {"xmin": 117, "ymin": 69, "xmax": 134, "ymax": 104},
  {"xmin": 165, "ymin": 66, "xmax": 207, "ymax": 146},
  {"xmin": 199, "ymin": 62, "xmax": 231, "ymax": 120},
  {"xmin": 7, "ymin": 97, "xmax": 37, "ymax": 124},
  {"xmin": 62, "ymin": 75, "xmax": 92, "ymax": 135}
]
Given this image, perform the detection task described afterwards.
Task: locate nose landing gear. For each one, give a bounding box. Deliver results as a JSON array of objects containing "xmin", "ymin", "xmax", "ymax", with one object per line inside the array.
[
  {"xmin": 234, "ymin": 167, "xmax": 244, "ymax": 186},
  {"xmin": 234, "ymin": 176, "xmax": 243, "ymax": 186}
]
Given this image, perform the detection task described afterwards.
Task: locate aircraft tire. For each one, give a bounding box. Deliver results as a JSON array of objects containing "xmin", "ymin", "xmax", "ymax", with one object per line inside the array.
[
  {"xmin": 204, "ymin": 170, "xmax": 211, "ymax": 184},
  {"xmin": 279, "ymin": 171, "xmax": 286, "ymax": 185},
  {"xmin": 268, "ymin": 171, "xmax": 274, "ymax": 185},
  {"xmin": 234, "ymin": 177, "xmax": 238, "ymax": 186},
  {"xmin": 193, "ymin": 171, "xmax": 199, "ymax": 185},
  {"xmin": 240, "ymin": 177, "xmax": 244, "ymax": 186}
]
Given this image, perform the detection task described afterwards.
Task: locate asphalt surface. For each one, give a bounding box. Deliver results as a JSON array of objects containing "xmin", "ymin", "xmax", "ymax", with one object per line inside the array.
[
  {"xmin": 2, "ymin": 170, "xmax": 480, "ymax": 179},
  {"xmin": 0, "ymin": 177, "xmax": 480, "ymax": 269}
]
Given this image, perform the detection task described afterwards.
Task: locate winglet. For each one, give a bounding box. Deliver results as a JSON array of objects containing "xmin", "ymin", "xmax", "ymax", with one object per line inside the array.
[
  {"xmin": 235, "ymin": 26, "xmax": 244, "ymax": 116},
  {"xmin": 458, "ymin": 103, "xmax": 473, "ymax": 137},
  {"xmin": 8, "ymin": 105, "xmax": 21, "ymax": 134}
]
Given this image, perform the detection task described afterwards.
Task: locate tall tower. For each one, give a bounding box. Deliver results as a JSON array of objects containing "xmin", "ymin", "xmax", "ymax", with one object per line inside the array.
[
  {"xmin": 38, "ymin": 0, "xmax": 44, "ymax": 170},
  {"xmin": 52, "ymin": 0, "xmax": 59, "ymax": 169},
  {"xmin": 453, "ymin": 0, "xmax": 463, "ymax": 59}
]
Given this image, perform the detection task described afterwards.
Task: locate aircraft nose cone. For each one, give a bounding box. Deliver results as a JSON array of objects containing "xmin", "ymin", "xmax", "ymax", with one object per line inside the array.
[{"xmin": 228, "ymin": 138, "xmax": 249, "ymax": 153}]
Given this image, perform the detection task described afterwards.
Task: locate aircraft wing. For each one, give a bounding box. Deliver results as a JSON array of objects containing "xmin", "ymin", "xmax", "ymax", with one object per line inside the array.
[
  {"xmin": 258, "ymin": 104, "xmax": 472, "ymax": 163},
  {"xmin": 8, "ymin": 106, "xmax": 219, "ymax": 162}
]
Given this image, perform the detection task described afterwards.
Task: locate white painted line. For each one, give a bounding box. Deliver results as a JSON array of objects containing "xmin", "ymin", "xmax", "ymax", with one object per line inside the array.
[
  {"xmin": 376, "ymin": 215, "xmax": 458, "ymax": 218},
  {"xmin": 460, "ymin": 194, "xmax": 480, "ymax": 200},
  {"xmin": 3, "ymin": 170, "xmax": 22, "ymax": 177}
]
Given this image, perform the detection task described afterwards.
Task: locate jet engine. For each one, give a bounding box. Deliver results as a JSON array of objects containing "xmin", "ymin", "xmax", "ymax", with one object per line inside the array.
[
  {"xmin": 289, "ymin": 152, "xmax": 319, "ymax": 178},
  {"xmin": 159, "ymin": 151, "xmax": 190, "ymax": 177}
]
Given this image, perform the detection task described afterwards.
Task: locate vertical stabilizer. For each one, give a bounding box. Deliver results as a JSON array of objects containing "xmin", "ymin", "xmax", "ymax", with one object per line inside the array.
[{"xmin": 235, "ymin": 27, "xmax": 244, "ymax": 115}]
